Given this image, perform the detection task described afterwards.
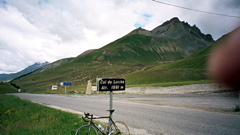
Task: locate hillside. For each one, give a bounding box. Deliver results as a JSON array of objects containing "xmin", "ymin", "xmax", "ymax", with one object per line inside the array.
[
  {"xmin": 11, "ymin": 17, "xmax": 214, "ymax": 91},
  {"xmin": 124, "ymin": 33, "xmax": 229, "ymax": 85},
  {"xmin": 33, "ymin": 58, "xmax": 74, "ymax": 73}
]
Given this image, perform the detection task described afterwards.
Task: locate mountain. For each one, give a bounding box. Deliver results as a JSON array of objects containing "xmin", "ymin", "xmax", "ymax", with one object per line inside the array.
[
  {"xmin": 11, "ymin": 17, "xmax": 214, "ymax": 91},
  {"xmin": 128, "ymin": 17, "xmax": 214, "ymax": 57},
  {"xmin": 151, "ymin": 17, "xmax": 213, "ymax": 41},
  {"xmin": 78, "ymin": 49, "xmax": 97, "ymax": 57},
  {"xmin": 74, "ymin": 18, "xmax": 214, "ymax": 64},
  {"xmin": 34, "ymin": 58, "xmax": 73, "ymax": 73},
  {"xmin": 124, "ymin": 31, "xmax": 230, "ymax": 85},
  {"xmin": 0, "ymin": 62, "xmax": 49, "ymax": 82},
  {"xmin": 127, "ymin": 27, "xmax": 151, "ymax": 36},
  {"xmin": 152, "ymin": 17, "xmax": 214, "ymax": 56}
]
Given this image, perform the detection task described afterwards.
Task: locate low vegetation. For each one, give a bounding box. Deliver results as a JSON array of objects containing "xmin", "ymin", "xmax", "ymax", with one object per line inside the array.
[
  {"xmin": 0, "ymin": 83, "xmax": 17, "ymax": 94},
  {"xmin": 34, "ymin": 85, "xmax": 87, "ymax": 94},
  {"xmin": 0, "ymin": 83, "xmax": 85, "ymax": 135},
  {"xmin": 0, "ymin": 95, "xmax": 85, "ymax": 135},
  {"xmin": 232, "ymin": 105, "xmax": 240, "ymax": 112}
]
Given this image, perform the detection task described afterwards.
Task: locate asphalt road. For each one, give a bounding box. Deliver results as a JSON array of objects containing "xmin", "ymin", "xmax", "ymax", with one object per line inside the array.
[{"xmin": 12, "ymin": 93, "xmax": 240, "ymax": 135}]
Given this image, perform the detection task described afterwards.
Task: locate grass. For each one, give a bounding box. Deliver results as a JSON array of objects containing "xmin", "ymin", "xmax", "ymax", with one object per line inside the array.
[
  {"xmin": 0, "ymin": 83, "xmax": 117, "ymax": 134},
  {"xmin": 34, "ymin": 85, "xmax": 87, "ymax": 94},
  {"xmin": 0, "ymin": 94, "xmax": 86, "ymax": 135},
  {"xmin": 232, "ymin": 105, "xmax": 240, "ymax": 112},
  {"xmin": 0, "ymin": 82, "xmax": 18, "ymax": 94},
  {"xmin": 0, "ymin": 83, "xmax": 92, "ymax": 135},
  {"xmin": 124, "ymin": 68, "xmax": 208, "ymax": 86}
]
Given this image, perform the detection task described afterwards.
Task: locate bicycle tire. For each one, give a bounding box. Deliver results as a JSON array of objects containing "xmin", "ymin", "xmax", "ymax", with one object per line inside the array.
[
  {"xmin": 75, "ymin": 124, "xmax": 98, "ymax": 135},
  {"xmin": 110, "ymin": 121, "xmax": 130, "ymax": 135}
]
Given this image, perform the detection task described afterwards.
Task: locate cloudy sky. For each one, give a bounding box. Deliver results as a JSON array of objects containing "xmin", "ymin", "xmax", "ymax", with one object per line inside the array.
[{"xmin": 0, "ymin": 0, "xmax": 239, "ymax": 73}]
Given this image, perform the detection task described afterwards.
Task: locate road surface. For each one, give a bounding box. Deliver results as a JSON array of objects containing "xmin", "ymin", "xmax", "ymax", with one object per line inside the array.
[{"xmin": 11, "ymin": 93, "xmax": 240, "ymax": 135}]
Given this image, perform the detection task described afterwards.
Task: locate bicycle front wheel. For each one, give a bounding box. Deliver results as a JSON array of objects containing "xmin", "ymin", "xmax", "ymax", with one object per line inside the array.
[
  {"xmin": 75, "ymin": 124, "xmax": 98, "ymax": 135},
  {"xmin": 110, "ymin": 121, "xmax": 130, "ymax": 135}
]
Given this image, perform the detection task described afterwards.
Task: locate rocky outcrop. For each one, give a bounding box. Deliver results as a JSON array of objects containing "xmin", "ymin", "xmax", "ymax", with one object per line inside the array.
[
  {"xmin": 151, "ymin": 17, "xmax": 214, "ymax": 42},
  {"xmin": 127, "ymin": 27, "xmax": 151, "ymax": 36}
]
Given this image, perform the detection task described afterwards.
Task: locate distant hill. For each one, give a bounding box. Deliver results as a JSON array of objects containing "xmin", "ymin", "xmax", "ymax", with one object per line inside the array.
[
  {"xmin": 34, "ymin": 58, "xmax": 73, "ymax": 74},
  {"xmin": 11, "ymin": 17, "xmax": 215, "ymax": 91},
  {"xmin": 0, "ymin": 62, "xmax": 49, "ymax": 82}
]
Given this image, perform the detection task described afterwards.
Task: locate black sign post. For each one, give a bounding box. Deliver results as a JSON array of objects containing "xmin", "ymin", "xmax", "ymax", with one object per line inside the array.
[
  {"xmin": 97, "ymin": 78, "xmax": 125, "ymax": 91},
  {"xmin": 96, "ymin": 78, "xmax": 125, "ymax": 131}
]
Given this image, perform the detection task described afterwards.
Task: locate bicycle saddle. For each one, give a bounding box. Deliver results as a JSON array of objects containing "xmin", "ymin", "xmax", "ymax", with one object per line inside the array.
[{"xmin": 106, "ymin": 109, "xmax": 115, "ymax": 113}]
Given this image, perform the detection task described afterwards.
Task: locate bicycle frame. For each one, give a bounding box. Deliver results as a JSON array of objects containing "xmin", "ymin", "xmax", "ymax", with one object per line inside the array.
[{"xmin": 82, "ymin": 112, "xmax": 120, "ymax": 135}]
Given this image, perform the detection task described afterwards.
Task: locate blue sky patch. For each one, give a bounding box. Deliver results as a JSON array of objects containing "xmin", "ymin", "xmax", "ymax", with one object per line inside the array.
[
  {"xmin": 0, "ymin": 0, "xmax": 7, "ymax": 8},
  {"xmin": 133, "ymin": 13, "xmax": 152, "ymax": 28},
  {"xmin": 1, "ymin": 0, "xmax": 7, "ymax": 5},
  {"xmin": 143, "ymin": 13, "xmax": 151, "ymax": 18},
  {"xmin": 134, "ymin": 23, "xmax": 144, "ymax": 28},
  {"xmin": 38, "ymin": 0, "xmax": 49, "ymax": 6}
]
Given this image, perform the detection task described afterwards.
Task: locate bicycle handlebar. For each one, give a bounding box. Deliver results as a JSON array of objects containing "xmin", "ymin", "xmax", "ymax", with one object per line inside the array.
[
  {"xmin": 82, "ymin": 110, "xmax": 116, "ymax": 122},
  {"xmin": 81, "ymin": 113, "xmax": 92, "ymax": 122},
  {"xmin": 82, "ymin": 112, "xmax": 111, "ymax": 121}
]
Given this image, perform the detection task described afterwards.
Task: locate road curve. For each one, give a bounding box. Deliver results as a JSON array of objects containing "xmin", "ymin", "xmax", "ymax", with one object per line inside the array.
[{"xmin": 11, "ymin": 93, "xmax": 240, "ymax": 135}]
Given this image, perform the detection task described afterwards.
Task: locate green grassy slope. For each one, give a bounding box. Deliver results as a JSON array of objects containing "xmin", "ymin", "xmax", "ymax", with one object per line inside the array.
[
  {"xmin": 124, "ymin": 35, "xmax": 228, "ymax": 85},
  {"xmin": 73, "ymin": 34, "xmax": 184, "ymax": 64}
]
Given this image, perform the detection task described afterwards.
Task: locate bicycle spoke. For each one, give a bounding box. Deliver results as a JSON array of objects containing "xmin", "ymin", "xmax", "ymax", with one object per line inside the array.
[
  {"xmin": 75, "ymin": 125, "xmax": 98, "ymax": 135},
  {"xmin": 110, "ymin": 121, "xmax": 130, "ymax": 135}
]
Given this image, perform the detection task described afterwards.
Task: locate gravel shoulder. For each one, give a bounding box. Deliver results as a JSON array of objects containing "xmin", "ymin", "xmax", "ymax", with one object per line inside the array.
[{"xmin": 125, "ymin": 83, "xmax": 232, "ymax": 95}]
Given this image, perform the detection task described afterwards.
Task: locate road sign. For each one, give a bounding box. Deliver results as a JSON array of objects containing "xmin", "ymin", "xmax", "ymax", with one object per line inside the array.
[
  {"xmin": 96, "ymin": 78, "xmax": 125, "ymax": 91},
  {"xmin": 60, "ymin": 82, "xmax": 72, "ymax": 86},
  {"xmin": 60, "ymin": 82, "xmax": 72, "ymax": 94}
]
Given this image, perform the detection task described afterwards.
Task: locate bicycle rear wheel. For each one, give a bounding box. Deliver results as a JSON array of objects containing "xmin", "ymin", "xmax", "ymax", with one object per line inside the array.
[
  {"xmin": 75, "ymin": 124, "xmax": 98, "ymax": 135},
  {"xmin": 110, "ymin": 121, "xmax": 130, "ymax": 135}
]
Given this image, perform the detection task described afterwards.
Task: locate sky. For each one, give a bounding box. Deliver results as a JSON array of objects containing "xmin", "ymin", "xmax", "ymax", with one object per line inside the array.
[{"xmin": 0, "ymin": 0, "xmax": 239, "ymax": 74}]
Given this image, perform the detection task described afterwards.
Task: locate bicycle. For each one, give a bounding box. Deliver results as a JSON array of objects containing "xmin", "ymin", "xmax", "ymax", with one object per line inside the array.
[{"xmin": 75, "ymin": 110, "xmax": 130, "ymax": 135}]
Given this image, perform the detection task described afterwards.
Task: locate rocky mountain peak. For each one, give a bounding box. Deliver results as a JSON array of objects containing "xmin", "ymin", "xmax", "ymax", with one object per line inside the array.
[
  {"xmin": 151, "ymin": 17, "xmax": 214, "ymax": 42},
  {"xmin": 127, "ymin": 27, "xmax": 151, "ymax": 36},
  {"xmin": 169, "ymin": 17, "xmax": 180, "ymax": 23},
  {"xmin": 160, "ymin": 17, "xmax": 181, "ymax": 27},
  {"xmin": 126, "ymin": 17, "xmax": 213, "ymax": 43}
]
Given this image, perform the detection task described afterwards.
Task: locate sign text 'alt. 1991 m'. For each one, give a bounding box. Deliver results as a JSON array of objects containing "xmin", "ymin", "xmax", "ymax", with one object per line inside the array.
[{"xmin": 97, "ymin": 78, "xmax": 125, "ymax": 91}]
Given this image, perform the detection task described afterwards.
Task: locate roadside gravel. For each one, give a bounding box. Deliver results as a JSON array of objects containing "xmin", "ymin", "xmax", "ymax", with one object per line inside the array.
[{"xmin": 125, "ymin": 83, "xmax": 231, "ymax": 95}]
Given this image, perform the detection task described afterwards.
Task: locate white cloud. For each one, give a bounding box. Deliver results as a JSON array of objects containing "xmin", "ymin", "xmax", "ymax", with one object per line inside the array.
[
  {"xmin": 145, "ymin": 0, "xmax": 240, "ymax": 39},
  {"xmin": 0, "ymin": 0, "xmax": 239, "ymax": 73}
]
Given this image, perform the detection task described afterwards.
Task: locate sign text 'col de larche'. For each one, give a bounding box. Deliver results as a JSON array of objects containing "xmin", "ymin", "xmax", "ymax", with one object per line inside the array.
[{"xmin": 97, "ymin": 78, "xmax": 125, "ymax": 91}]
